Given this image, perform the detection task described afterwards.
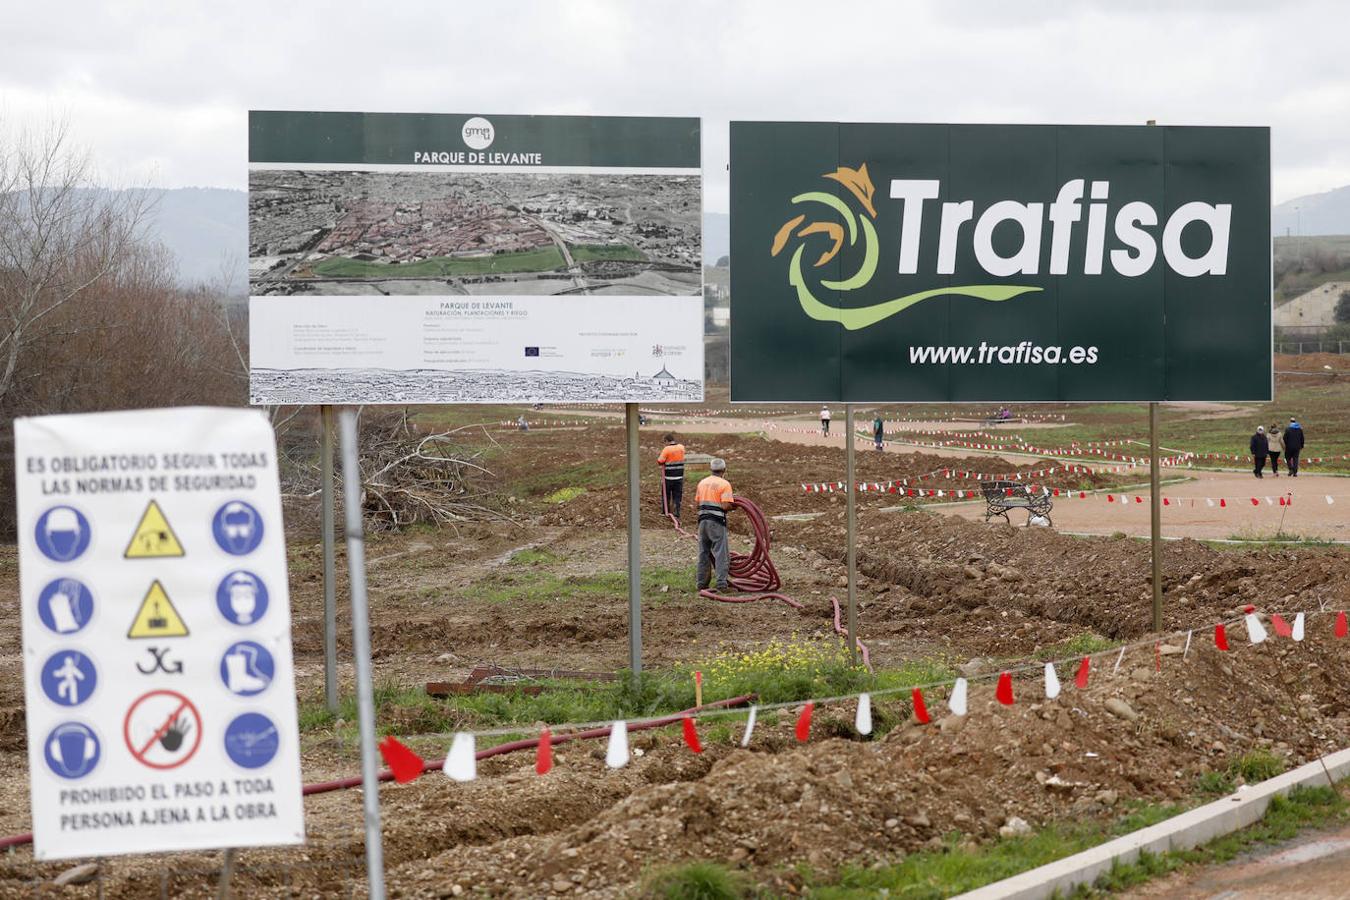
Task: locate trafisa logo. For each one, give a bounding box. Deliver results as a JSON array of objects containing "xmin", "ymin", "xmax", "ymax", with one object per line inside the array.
[
  {"xmin": 771, "ymin": 165, "xmax": 1233, "ymax": 331},
  {"xmin": 462, "ymin": 116, "xmax": 495, "ymax": 150}
]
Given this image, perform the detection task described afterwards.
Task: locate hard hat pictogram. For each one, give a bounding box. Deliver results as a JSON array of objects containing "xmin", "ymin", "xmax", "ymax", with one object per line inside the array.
[
  {"xmin": 34, "ymin": 505, "xmax": 92, "ymax": 563},
  {"xmin": 124, "ymin": 499, "xmax": 185, "ymax": 559},
  {"xmin": 127, "ymin": 580, "xmax": 189, "ymax": 639}
]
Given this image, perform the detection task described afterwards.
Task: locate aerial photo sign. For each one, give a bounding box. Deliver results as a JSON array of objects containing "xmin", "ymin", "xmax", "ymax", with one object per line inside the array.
[
  {"xmin": 730, "ymin": 122, "xmax": 1271, "ymax": 402},
  {"xmin": 249, "ymin": 111, "xmax": 703, "ymax": 404}
]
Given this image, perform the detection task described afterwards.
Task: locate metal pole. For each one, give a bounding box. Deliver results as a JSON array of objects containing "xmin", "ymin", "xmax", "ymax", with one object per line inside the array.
[
  {"xmin": 1149, "ymin": 401, "xmax": 1162, "ymax": 631},
  {"xmin": 845, "ymin": 404, "xmax": 858, "ymax": 664},
  {"xmin": 216, "ymin": 848, "xmax": 236, "ymax": 900},
  {"xmin": 320, "ymin": 405, "xmax": 339, "ymax": 714},
  {"xmin": 625, "ymin": 403, "xmax": 642, "ymax": 680},
  {"xmin": 337, "ymin": 409, "xmax": 386, "ymax": 900}
]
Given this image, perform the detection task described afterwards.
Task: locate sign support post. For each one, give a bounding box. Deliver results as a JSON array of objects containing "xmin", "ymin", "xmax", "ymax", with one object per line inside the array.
[
  {"xmin": 320, "ymin": 405, "xmax": 339, "ymax": 713},
  {"xmin": 1150, "ymin": 402, "xmax": 1163, "ymax": 630},
  {"xmin": 626, "ymin": 403, "xmax": 642, "ymax": 681},
  {"xmin": 844, "ymin": 404, "xmax": 858, "ymax": 664},
  {"xmin": 337, "ymin": 410, "xmax": 387, "ymax": 900},
  {"xmin": 1145, "ymin": 120, "xmax": 1163, "ymax": 634}
]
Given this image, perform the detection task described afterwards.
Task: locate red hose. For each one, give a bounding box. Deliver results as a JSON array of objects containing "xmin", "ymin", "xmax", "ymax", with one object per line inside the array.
[{"xmin": 0, "ymin": 694, "xmax": 755, "ymax": 851}]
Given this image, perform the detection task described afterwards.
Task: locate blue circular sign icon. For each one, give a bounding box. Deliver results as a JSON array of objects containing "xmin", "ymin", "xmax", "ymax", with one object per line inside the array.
[
  {"xmin": 44, "ymin": 721, "xmax": 101, "ymax": 779},
  {"xmin": 212, "ymin": 500, "xmax": 264, "ymax": 556},
  {"xmin": 219, "ymin": 641, "xmax": 275, "ymax": 697},
  {"xmin": 224, "ymin": 712, "xmax": 279, "ymax": 769},
  {"xmin": 40, "ymin": 650, "xmax": 97, "ymax": 707},
  {"xmin": 37, "ymin": 578, "xmax": 95, "ymax": 635},
  {"xmin": 34, "ymin": 506, "xmax": 91, "ymax": 563},
  {"xmin": 215, "ymin": 571, "xmax": 269, "ymax": 626}
]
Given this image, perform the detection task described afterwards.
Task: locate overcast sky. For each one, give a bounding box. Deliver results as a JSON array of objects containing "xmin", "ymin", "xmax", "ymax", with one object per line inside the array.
[{"xmin": 3, "ymin": 0, "xmax": 1347, "ymax": 210}]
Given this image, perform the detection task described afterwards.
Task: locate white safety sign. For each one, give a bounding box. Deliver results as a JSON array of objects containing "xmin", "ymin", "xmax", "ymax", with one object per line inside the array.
[{"xmin": 15, "ymin": 407, "xmax": 304, "ymax": 859}]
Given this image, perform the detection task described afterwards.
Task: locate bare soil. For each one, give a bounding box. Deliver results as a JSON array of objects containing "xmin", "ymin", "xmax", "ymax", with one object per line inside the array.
[{"xmin": 5, "ymin": 420, "xmax": 1350, "ymax": 897}]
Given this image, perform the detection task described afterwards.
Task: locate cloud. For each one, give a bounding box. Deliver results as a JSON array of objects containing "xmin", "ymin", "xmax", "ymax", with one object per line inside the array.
[{"xmin": 1, "ymin": 0, "xmax": 1346, "ymax": 207}]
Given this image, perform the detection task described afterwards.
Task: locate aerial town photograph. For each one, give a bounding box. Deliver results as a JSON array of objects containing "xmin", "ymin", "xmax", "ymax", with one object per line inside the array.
[{"xmin": 248, "ymin": 170, "xmax": 702, "ymax": 297}]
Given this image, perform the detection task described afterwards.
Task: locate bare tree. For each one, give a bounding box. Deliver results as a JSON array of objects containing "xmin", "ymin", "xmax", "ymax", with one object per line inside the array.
[{"xmin": 0, "ymin": 118, "xmax": 151, "ymax": 403}]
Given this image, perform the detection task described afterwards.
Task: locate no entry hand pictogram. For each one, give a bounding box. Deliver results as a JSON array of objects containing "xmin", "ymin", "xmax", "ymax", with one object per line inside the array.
[{"xmin": 123, "ymin": 689, "xmax": 202, "ymax": 770}]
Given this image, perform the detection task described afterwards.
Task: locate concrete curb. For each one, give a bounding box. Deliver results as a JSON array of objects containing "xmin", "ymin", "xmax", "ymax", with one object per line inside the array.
[{"xmin": 953, "ymin": 747, "xmax": 1350, "ymax": 900}]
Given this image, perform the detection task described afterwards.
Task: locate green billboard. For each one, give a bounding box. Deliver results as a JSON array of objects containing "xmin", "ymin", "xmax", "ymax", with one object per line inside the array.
[{"xmin": 730, "ymin": 123, "xmax": 1270, "ymax": 402}]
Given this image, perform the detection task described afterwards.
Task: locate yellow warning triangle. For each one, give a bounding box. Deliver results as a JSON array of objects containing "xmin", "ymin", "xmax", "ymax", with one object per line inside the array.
[
  {"xmin": 124, "ymin": 499, "xmax": 185, "ymax": 559},
  {"xmin": 128, "ymin": 580, "xmax": 189, "ymax": 639}
]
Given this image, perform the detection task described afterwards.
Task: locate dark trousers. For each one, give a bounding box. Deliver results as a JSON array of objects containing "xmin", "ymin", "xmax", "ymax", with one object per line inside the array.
[
  {"xmin": 1269, "ymin": 451, "xmax": 1280, "ymax": 474},
  {"xmin": 1287, "ymin": 452, "xmax": 1300, "ymax": 476},
  {"xmin": 1254, "ymin": 454, "xmax": 1266, "ymax": 477},
  {"xmin": 696, "ymin": 519, "xmax": 730, "ymax": 591},
  {"xmin": 662, "ymin": 479, "xmax": 683, "ymax": 521}
]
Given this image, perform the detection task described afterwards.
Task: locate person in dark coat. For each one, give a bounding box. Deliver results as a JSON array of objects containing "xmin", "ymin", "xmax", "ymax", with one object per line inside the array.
[
  {"xmin": 1284, "ymin": 417, "xmax": 1305, "ymax": 477},
  {"xmin": 1250, "ymin": 426, "xmax": 1269, "ymax": 478}
]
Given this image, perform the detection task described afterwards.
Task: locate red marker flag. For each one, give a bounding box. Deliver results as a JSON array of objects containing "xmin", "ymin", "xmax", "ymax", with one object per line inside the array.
[
  {"xmin": 1075, "ymin": 656, "xmax": 1091, "ymax": 689},
  {"xmin": 378, "ymin": 736, "xmax": 425, "ymax": 784},
  {"xmin": 1337, "ymin": 611, "xmax": 1348, "ymax": 639},
  {"xmin": 1271, "ymin": 614, "xmax": 1292, "ymax": 639},
  {"xmin": 536, "ymin": 727, "xmax": 553, "ymax": 775},
  {"xmin": 795, "ymin": 702, "xmax": 815, "ymax": 742},
  {"xmin": 682, "ymin": 716, "xmax": 703, "ymax": 754},
  {"xmin": 912, "ymin": 687, "xmax": 931, "ymax": 724},
  {"xmin": 1215, "ymin": 623, "xmax": 1230, "ymax": 651},
  {"xmin": 996, "ymin": 671, "xmax": 1014, "ymax": 706}
]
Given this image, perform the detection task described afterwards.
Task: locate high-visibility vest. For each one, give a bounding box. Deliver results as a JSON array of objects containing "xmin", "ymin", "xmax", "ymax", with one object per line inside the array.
[
  {"xmin": 695, "ymin": 475, "xmax": 733, "ymax": 524},
  {"xmin": 657, "ymin": 443, "xmax": 685, "ymax": 481}
]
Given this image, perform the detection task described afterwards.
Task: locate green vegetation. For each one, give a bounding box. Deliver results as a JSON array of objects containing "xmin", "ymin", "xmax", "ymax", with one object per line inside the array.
[
  {"xmin": 298, "ymin": 637, "xmax": 948, "ymax": 749},
  {"xmin": 803, "ymin": 785, "xmax": 1348, "ymax": 899},
  {"xmin": 544, "ymin": 486, "xmax": 586, "ymax": 504},
  {"xmin": 515, "ymin": 459, "xmax": 623, "ymax": 498},
  {"xmin": 570, "ymin": 242, "xmax": 647, "ymax": 264},
  {"xmin": 311, "ymin": 245, "xmax": 565, "ymax": 278},
  {"xmin": 1034, "ymin": 632, "xmax": 1120, "ymax": 661},
  {"xmin": 508, "ymin": 547, "xmax": 560, "ymax": 566},
  {"xmin": 641, "ymin": 862, "xmax": 749, "ymax": 900}
]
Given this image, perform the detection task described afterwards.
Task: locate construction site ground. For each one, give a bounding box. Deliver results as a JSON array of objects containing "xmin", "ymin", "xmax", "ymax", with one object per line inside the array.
[{"xmin": 4, "ymin": 360, "xmax": 1350, "ymax": 897}]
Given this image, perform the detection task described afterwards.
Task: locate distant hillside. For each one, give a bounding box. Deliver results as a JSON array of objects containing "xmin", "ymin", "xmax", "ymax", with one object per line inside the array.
[
  {"xmin": 145, "ymin": 187, "xmax": 246, "ymax": 290},
  {"xmin": 1274, "ymin": 185, "xmax": 1350, "ymax": 237}
]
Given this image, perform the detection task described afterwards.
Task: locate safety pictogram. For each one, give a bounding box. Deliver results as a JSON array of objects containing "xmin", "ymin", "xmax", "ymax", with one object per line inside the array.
[
  {"xmin": 44, "ymin": 722, "xmax": 101, "ymax": 780},
  {"xmin": 37, "ymin": 577, "xmax": 95, "ymax": 635},
  {"xmin": 216, "ymin": 571, "xmax": 269, "ymax": 625},
  {"xmin": 123, "ymin": 499, "xmax": 185, "ymax": 559},
  {"xmin": 123, "ymin": 689, "xmax": 202, "ymax": 770},
  {"xmin": 219, "ymin": 641, "xmax": 274, "ymax": 696},
  {"xmin": 224, "ymin": 712, "xmax": 279, "ymax": 769},
  {"xmin": 34, "ymin": 505, "xmax": 91, "ymax": 563},
  {"xmin": 127, "ymin": 580, "xmax": 189, "ymax": 639},
  {"xmin": 212, "ymin": 500, "xmax": 264, "ymax": 556},
  {"xmin": 40, "ymin": 650, "xmax": 98, "ymax": 707}
]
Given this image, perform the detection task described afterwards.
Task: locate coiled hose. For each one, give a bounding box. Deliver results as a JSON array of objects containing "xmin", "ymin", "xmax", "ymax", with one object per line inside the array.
[{"xmin": 691, "ymin": 497, "xmax": 872, "ymax": 670}]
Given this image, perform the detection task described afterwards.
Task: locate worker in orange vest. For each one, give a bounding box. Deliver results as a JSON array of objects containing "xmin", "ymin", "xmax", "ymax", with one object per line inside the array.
[
  {"xmin": 695, "ymin": 458, "xmax": 734, "ymax": 592},
  {"xmin": 657, "ymin": 433, "xmax": 686, "ymax": 524}
]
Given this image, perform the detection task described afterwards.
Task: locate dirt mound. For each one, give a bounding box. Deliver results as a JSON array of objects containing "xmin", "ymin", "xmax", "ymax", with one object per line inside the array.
[
  {"xmin": 775, "ymin": 508, "xmax": 1350, "ymax": 647},
  {"xmin": 375, "ymin": 626, "xmax": 1350, "ymax": 898}
]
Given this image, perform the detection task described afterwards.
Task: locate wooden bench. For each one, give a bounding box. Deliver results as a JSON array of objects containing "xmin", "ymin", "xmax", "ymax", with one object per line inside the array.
[{"xmin": 981, "ymin": 480, "xmax": 1053, "ymax": 526}]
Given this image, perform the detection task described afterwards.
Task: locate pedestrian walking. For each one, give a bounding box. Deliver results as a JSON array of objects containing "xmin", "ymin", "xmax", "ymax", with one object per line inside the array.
[
  {"xmin": 872, "ymin": 413, "xmax": 885, "ymax": 450},
  {"xmin": 1267, "ymin": 423, "xmax": 1283, "ymax": 476},
  {"xmin": 694, "ymin": 458, "xmax": 734, "ymax": 592},
  {"xmin": 1284, "ymin": 417, "xmax": 1305, "ymax": 477},
  {"xmin": 516, "ymin": 414, "xmax": 529, "ymax": 432},
  {"xmin": 657, "ymin": 433, "xmax": 686, "ymax": 524},
  {"xmin": 1250, "ymin": 425, "xmax": 1269, "ymax": 478},
  {"xmin": 820, "ymin": 406, "xmax": 831, "ymax": 437}
]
